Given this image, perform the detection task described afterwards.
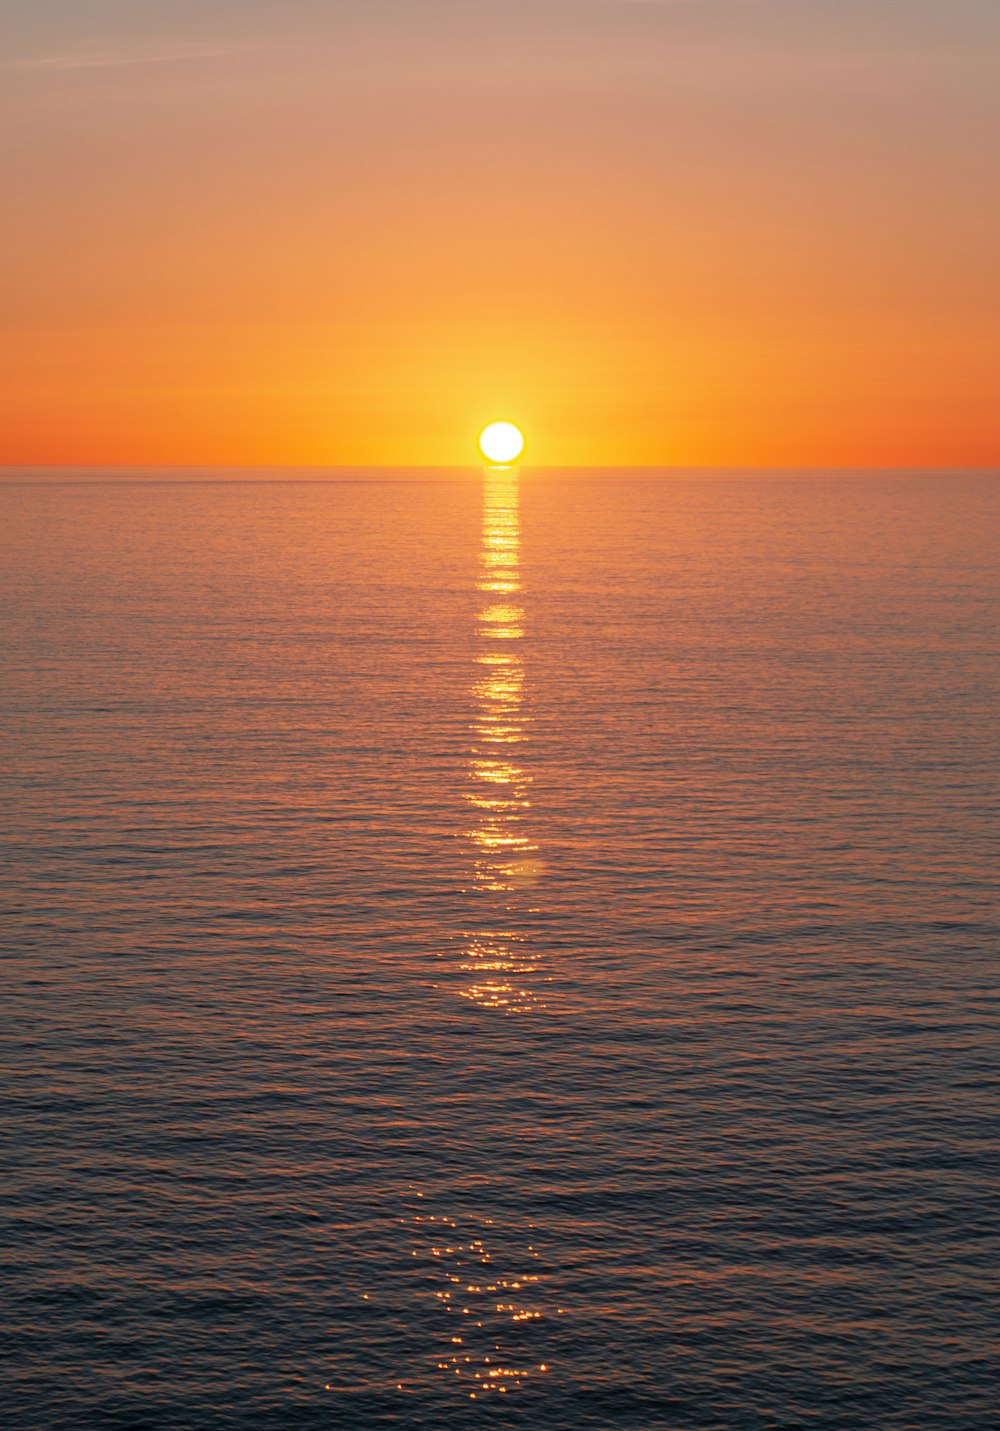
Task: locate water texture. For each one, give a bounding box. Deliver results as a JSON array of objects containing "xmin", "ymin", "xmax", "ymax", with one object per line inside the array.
[{"xmin": 2, "ymin": 471, "xmax": 997, "ymax": 1429}]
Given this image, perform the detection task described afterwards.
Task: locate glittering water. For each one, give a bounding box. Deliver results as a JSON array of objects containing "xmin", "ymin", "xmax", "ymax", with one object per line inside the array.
[{"xmin": 2, "ymin": 471, "xmax": 997, "ymax": 1429}]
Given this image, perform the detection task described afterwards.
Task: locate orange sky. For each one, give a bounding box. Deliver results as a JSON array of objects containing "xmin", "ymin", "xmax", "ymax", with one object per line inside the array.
[{"xmin": 2, "ymin": 0, "xmax": 998, "ymax": 467}]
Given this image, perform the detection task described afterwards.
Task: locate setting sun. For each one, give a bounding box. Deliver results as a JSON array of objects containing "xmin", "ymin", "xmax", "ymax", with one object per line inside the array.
[{"xmin": 479, "ymin": 421, "xmax": 526, "ymax": 466}]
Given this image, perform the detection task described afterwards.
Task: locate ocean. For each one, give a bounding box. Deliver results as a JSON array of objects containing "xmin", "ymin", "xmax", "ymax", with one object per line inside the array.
[{"xmin": 2, "ymin": 470, "xmax": 997, "ymax": 1428}]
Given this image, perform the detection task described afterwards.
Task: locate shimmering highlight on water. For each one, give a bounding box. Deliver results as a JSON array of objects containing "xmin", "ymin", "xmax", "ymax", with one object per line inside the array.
[{"xmin": 459, "ymin": 470, "xmax": 544, "ymax": 1014}]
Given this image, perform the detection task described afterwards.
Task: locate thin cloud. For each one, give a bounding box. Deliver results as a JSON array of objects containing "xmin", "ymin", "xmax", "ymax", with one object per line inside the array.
[{"xmin": 11, "ymin": 43, "xmax": 230, "ymax": 74}]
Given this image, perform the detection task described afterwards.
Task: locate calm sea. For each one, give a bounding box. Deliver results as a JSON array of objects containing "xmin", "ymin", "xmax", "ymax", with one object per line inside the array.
[{"xmin": 2, "ymin": 471, "xmax": 997, "ymax": 1429}]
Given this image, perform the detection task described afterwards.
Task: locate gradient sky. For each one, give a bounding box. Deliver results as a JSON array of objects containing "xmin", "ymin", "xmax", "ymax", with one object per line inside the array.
[{"xmin": 2, "ymin": 0, "xmax": 998, "ymax": 466}]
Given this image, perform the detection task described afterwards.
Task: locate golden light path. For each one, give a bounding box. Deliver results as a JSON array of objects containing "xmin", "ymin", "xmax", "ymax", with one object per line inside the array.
[
  {"xmin": 461, "ymin": 465, "xmax": 545, "ymax": 1015},
  {"xmin": 381, "ymin": 462, "xmax": 556, "ymax": 1408}
]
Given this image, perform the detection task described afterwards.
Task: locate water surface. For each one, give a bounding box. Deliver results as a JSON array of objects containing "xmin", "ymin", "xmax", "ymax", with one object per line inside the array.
[{"xmin": 2, "ymin": 471, "xmax": 997, "ymax": 1428}]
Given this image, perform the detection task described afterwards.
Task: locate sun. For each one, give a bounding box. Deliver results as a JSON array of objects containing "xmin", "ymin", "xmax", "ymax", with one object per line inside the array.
[{"xmin": 478, "ymin": 420, "xmax": 526, "ymax": 466}]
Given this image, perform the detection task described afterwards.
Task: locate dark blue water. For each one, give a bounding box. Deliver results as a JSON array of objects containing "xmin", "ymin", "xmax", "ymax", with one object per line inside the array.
[{"xmin": 2, "ymin": 471, "xmax": 997, "ymax": 1428}]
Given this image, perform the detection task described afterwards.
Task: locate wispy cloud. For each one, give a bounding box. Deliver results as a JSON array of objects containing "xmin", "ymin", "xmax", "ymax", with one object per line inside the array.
[{"xmin": 11, "ymin": 42, "xmax": 229, "ymax": 74}]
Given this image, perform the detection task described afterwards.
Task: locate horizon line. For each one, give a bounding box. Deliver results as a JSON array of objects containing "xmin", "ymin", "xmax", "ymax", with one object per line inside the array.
[{"xmin": 2, "ymin": 463, "xmax": 998, "ymax": 479}]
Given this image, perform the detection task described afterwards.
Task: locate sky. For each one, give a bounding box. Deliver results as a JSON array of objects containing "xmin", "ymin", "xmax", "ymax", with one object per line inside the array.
[{"xmin": 2, "ymin": 0, "xmax": 998, "ymax": 467}]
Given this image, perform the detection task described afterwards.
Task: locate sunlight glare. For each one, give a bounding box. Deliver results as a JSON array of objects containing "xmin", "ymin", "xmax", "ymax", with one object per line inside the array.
[{"xmin": 478, "ymin": 421, "xmax": 526, "ymax": 466}]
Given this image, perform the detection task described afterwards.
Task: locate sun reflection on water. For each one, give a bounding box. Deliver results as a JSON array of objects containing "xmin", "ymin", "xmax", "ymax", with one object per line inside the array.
[
  {"xmin": 460, "ymin": 468, "xmax": 546, "ymax": 1014},
  {"xmin": 385, "ymin": 474, "xmax": 556, "ymax": 1400},
  {"xmin": 401, "ymin": 1187, "xmax": 555, "ymax": 1400}
]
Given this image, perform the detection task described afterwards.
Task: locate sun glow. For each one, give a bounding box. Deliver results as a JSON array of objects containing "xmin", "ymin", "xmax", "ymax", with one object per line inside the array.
[{"xmin": 478, "ymin": 421, "xmax": 526, "ymax": 466}]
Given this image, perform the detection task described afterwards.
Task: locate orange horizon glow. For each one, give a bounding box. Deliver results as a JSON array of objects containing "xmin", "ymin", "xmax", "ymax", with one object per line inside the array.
[{"xmin": 2, "ymin": 2, "xmax": 998, "ymax": 470}]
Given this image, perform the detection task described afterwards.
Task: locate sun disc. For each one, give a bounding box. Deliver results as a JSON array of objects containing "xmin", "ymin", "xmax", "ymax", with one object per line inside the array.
[{"xmin": 478, "ymin": 421, "xmax": 525, "ymax": 465}]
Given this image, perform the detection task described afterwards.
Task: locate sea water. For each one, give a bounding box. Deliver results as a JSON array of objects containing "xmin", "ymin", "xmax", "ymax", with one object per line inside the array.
[{"xmin": 2, "ymin": 470, "xmax": 997, "ymax": 1428}]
